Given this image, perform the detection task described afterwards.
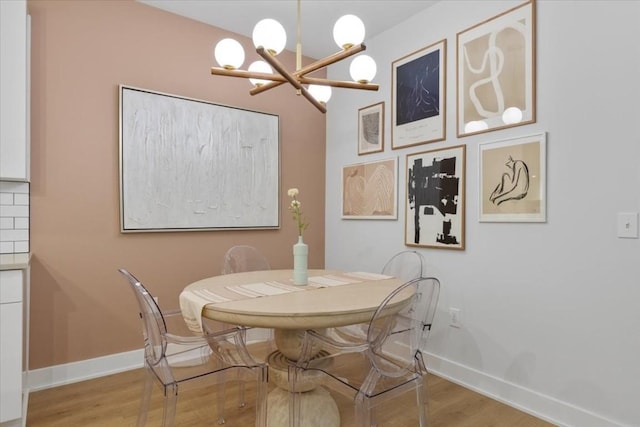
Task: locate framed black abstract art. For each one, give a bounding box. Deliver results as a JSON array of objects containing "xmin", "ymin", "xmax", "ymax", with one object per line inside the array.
[{"xmin": 405, "ymin": 145, "xmax": 466, "ymax": 249}]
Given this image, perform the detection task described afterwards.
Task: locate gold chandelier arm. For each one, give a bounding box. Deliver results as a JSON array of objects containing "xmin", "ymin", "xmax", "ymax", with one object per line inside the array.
[
  {"xmin": 210, "ymin": 67, "xmax": 288, "ymax": 82},
  {"xmin": 298, "ymin": 76, "xmax": 379, "ymax": 91},
  {"xmin": 257, "ymin": 46, "xmax": 327, "ymax": 113},
  {"xmin": 250, "ymin": 43, "xmax": 368, "ymax": 96}
]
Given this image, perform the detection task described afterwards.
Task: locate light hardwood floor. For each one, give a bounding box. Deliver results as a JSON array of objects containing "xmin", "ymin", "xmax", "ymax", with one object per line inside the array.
[{"xmin": 26, "ymin": 365, "xmax": 555, "ymax": 426}]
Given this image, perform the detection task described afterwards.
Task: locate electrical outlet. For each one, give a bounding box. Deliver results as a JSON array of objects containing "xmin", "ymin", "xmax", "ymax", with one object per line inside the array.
[
  {"xmin": 617, "ymin": 212, "xmax": 639, "ymax": 238},
  {"xmin": 449, "ymin": 307, "xmax": 461, "ymax": 328}
]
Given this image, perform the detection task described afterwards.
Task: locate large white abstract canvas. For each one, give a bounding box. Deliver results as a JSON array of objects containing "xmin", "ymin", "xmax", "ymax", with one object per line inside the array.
[{"xmin": 119, "ymin": 85, "xmax": 279, "ymax": 232}]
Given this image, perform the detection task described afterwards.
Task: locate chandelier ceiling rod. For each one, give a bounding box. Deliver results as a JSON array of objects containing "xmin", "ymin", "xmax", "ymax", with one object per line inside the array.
[
  {"xmin": 210, "ymin": 0, "xmax": 379, "ymax": 113},
  {"xmin": 257, "ymin": 46, "xmax": 326, "ymax": 112},
  {"xmin": 249, "ymin": 44, "xmax": 377, "ymax": 95}
]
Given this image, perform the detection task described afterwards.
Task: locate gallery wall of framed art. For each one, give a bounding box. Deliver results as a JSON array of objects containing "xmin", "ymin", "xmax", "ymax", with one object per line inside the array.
[{"xmin": 340, "ymin": 0, "xmax": 541, "ymax": 252}]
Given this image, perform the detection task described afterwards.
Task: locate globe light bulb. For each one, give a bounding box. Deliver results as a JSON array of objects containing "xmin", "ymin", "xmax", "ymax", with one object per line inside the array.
[
  {"xmin": 502, "ymin": 107, "xmax": 523, "ymax": 124},
  {"xmin": 252, "ymin": 19, "xmax": 287, "ymax": 55},
  {"xmin": 308, "ymin": 85, "xmax": 332, "ymax": 104},
  {"xmin": 214, "ymin": 38, "xmax": 245, "ymax": 70},
  {"xmin": 349, "ymin": 55, "xmax": 377, "ymax": 83},
  {"xmin": 248, "ymin": 61, "xmax": 273, "ymax": 87},
  {"xmin": 333, "ymin": 14, "xmax": 365, "ymax": 49},
  {"xmin": 464, "ymin": 120, "xmax": 489, "ymax": 133}
]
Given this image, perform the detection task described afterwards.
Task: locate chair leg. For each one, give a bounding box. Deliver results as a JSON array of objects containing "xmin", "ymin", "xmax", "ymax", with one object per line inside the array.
[
  {"xmin": 254, "ymin": 365, "xmax": 269, "ymax": 427},
  {"xmin": 416, "ymin": 379, "xmax": 428, "ymax": 427},
  {"xmin": 162, "ymin": 383, "xmax": 178, "ymax": 427},
  {"xmin": 238, "ymin": 371, "xmax": 246, "ymax": 408},
  {"xmin": 137, "ymin": 368, "xmax": 154, "ymax": 427},
  {"xmin": 354, "ymin": 391, "xmax": 373, "ymax": 427},
  {"xmin": 217, "ymin": 378, "xmax": 227, "ymax": 425}
]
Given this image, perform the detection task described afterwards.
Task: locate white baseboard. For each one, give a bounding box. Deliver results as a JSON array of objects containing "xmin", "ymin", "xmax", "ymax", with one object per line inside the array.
[
  {"xmin": 27, "ymin": 349, "xmax": 143, "ymax": 392},
  {"xmin": 424, "ymin": 352, "xmax": 625, "ymax": 427},
  {"xmin": 24, "ymin": 348, "xmax": 624, "ymax": 427}
]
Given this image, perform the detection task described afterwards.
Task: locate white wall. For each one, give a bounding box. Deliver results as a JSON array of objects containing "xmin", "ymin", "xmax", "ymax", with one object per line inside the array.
[{"xmin": 325, "ymin": 1, "xmax": 640, "ymax": 426}]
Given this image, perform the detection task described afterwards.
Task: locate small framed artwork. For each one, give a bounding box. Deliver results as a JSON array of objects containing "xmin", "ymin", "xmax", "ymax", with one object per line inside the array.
[
  {"xmin": 406, "ymin": 145, "xmax": 465, "ymax": 249},
  {"xmin": 457, "ymin": 0, "xmax": 536, "ymax": 137},
  {"xmin": 358, "ymin": 101, "xmax": 384, "ymax": 155},
  {"xmin": 479, "ymin": 132, "xmax": 546, "ymax": 222},
  {"xmin": 392, "ymin": 39, "xmax": 446, "ymax": 149},
  {"xmin": 342, "ymin": 157, "xmax": 398, "ymax": 220}
]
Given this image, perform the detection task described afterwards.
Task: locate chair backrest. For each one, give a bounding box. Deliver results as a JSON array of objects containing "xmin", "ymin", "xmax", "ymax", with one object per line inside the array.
[
  {"xmin": 366, "ymin": 277, "xmax": 440, "ymax": 378},
  {"xmin": 222, "ymin": 245, "xmax": 271, "ymax": 274},
  {"xmin": 381, "ymin": 250, "xmax": 425, "ymax": 282},
  {"xmin": 119, "ymin": 268, "xmax": 167, "ymax": 366}
]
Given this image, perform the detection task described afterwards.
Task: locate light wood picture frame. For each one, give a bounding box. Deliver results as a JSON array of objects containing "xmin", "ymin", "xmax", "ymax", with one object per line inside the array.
[
  {"xmin": 405, "ymin": 145, "xmax": 465, "ymax": 249},
  {"xmin": 479, "ymin": 132, "xmax": 546, "ymax": 222},
  {"xmin": 456, "ymin": 0, "xmax": 536, "ymax": 137},
  {"xmin": 342, "ymin": 157, "xmax": 398, "ymax": 220},
  {"xmin": 392, "ymin": 39, "xmax": 446, "ymax": 149},
  {"xmin": 358, "ymin": 101, "xmax": 385, "ymax": 155}
]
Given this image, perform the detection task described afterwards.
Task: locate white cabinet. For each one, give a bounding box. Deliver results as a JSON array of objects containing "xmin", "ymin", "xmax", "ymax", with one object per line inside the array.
[
  {"xmin": 0, "ymin": 0, "xmax": 29, "ymax": 181},
  {"xmin": 0, "ymin": 269, "xmax": 24, "ymax": 424}
]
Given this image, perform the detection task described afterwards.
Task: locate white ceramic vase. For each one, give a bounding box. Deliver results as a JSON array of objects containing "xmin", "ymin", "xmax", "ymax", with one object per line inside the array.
[{"xmin": 293, "ymin": 235, "xmax": 308, "ymax": 285}]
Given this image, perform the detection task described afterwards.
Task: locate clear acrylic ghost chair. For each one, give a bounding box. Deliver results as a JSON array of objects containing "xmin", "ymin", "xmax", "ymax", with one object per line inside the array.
[
  {"xmin": 382, "ymin": 250, "xmax": 426, "ymax": 282},
  {"xmin": 221, "ymin": 246, "xmax": 275, "ymax": 397},
  {"xmin": 119, "ymin": 269, "xmax": 268, "ymax": 427},
  {"xmin": 221, "ymin": 245, "xmax": 275, "ymax": 349},
  {"xmin": 222, "ymin": 245, "xmax": 271, "ymax": 274},
  {"xmin": 288, "ymin": 277, "xmax": 440, "ymax": 427},
  {"xmin": 336, "ymin": 250, "xmax": 427, "ymax": 343}
]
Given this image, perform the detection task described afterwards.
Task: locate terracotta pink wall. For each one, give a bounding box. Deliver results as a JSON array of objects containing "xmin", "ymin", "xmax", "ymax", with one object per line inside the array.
[{"xmin": 27, "ymin": 0, "xmax": 326, "ymax": 369}]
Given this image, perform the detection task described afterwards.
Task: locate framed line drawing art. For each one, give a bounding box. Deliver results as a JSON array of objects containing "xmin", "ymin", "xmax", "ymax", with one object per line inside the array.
[
  {"xmin": 342, "ymin": 157, "xmax": 398, "ymax": 220},
  {"xmin": 392, "ymin": 39, "xmax": 446, "ymax": 149},
  {"xmin": 358, "ymin": 101, "xmax": 384, "ymax": 155},
  {"xmin": 119, "ymin": 85, "xmax": 280, "ymax": 232},
  {"xmin": 479, "ymin": 132, "xmax": 546, "ymax": 222},
  {"xmin": 406, "ymin": 145, "xmax": 465, "ymax": 249},
  {"xmin": 457, "ymin": 0, "xmax": 536, "ymax": 137}
]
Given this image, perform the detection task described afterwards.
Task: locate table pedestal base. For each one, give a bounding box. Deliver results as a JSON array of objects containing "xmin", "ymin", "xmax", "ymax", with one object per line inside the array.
[
  {"xmin": 266, "ymin": 350, "xmax": 339, "ymax": 427},
  {"xmin": 267, "ymin": 387, "xmax": 339, "ymax": 427}
]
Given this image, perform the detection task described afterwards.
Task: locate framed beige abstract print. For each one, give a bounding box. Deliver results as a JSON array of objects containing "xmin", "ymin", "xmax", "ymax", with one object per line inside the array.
[
  {"xmin": 342, "ymin": 157, "xmax": 397, "ymax": 220},
  {"xmin": 392, "ymin": 39, "xmax": 446, "ymax": 149},
  {"xmin": 457, "ymin": 0, "xmax": 536, "ymax": 137},
  {"xmin": 358, "ymin": 102, "xmax": 385, "ymax": 155},
  {"xmin": 479, "ymin": 132, "xmax": 546, "ymax": 222},
  {"xmin": 405, "ymin": 145, "xmax": 465, "ymax": 249}
]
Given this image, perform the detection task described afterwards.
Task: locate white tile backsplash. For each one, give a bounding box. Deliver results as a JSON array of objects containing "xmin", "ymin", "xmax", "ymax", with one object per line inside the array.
[
  {"xmin": 14, "ymin": 193, "xmax": 29, "ymax": 205},
  {"xmin": 0, "ymin": 193, "xmax": 13, "ymax": 205},
  {"xmin": 0, "ymin": 229, "xmax": 28, "ymax": 242},
  {"xmin": 14, "ymin": 218, "xmax": 28, "ymax": 229},
  {"xmin": 0, "ymin": 181, "xmax": 29, "ymax": 254},
  {"xmin": 0, "ymin": 218, "xmax": 13, "ymax": 229},
  {"xmin": 13, "ymin": 241, "xmax": 29, "ymax": 253},
  {"xmin": 0, "ymin": 241, "xmax": 14, "ymax": 253},
  {"xmin": 0, "ymin": 205, "xmax": 29, "ymax": 218}
]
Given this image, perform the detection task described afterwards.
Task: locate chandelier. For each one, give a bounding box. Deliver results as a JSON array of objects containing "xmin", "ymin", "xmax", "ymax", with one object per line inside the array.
[{"xmin": 210, "ymin": 0, "xmax": 379, "ymax": 113}]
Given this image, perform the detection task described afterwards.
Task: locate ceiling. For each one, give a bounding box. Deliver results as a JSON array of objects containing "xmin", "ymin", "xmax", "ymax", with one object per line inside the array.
[{"xmin": 137, "ymin": 0, "xmax": 439, "ymax": 59}]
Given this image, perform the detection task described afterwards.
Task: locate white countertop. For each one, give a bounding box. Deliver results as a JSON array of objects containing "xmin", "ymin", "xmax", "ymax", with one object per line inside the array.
[{"xmin": 0, "ymin": 253, "xmax": 31, "ymax": 270}]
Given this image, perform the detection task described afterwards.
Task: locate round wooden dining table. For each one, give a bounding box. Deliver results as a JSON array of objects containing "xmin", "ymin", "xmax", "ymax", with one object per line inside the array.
[{"xmin": 181, "ymin": 269, "xmax": 407, "ymax": 427}]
